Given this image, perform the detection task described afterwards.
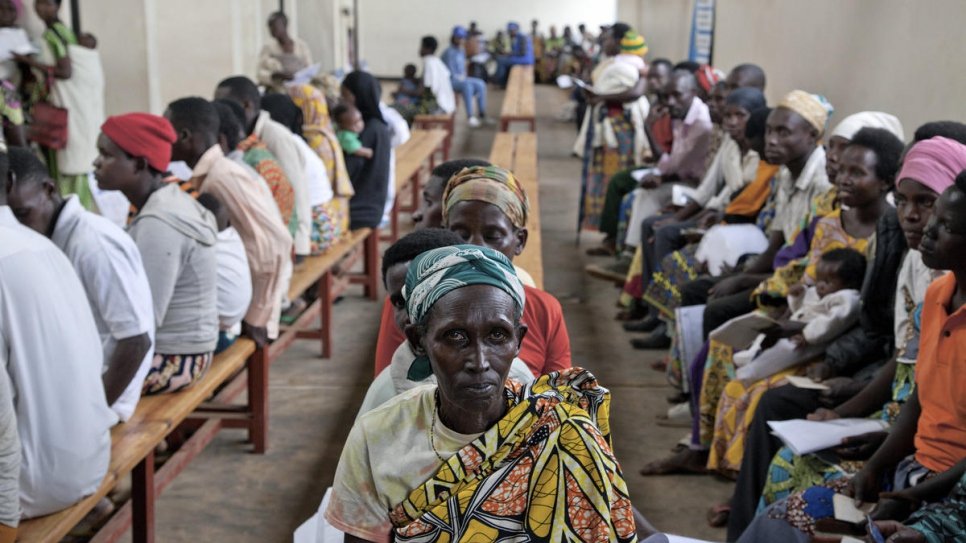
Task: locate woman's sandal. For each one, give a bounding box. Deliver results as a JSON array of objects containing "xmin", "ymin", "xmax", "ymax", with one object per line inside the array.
[{"xmin": 706, "ymin": 503, "xmax": 731, "ymax": 527}]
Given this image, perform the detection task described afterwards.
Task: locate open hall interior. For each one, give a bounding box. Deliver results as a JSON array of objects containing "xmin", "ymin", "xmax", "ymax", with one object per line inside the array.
[{"xmin": 1, "ymin": 1, "xmax": 965, "ymax": 542}]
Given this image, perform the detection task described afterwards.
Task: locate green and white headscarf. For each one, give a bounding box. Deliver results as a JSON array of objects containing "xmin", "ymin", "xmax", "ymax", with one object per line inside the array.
[{"xmin": 404, "ymin": 245, "xmax": 525, "ymax": 327}]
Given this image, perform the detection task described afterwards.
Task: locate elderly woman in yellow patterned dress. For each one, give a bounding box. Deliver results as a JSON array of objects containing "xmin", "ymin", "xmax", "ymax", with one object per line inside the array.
[{"xmin": 326, "ymin": 245, "xmax": 641, "ymax": 542}]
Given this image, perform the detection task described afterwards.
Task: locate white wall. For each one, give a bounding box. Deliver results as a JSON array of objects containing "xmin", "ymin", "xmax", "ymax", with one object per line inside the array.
[
  {"xmin": 624, "ymin": 0, "xmax": 966, "ymax": 137},
  {"xmin": 357, "ymin": 0, "xmax": 618, "ymax": 76}
]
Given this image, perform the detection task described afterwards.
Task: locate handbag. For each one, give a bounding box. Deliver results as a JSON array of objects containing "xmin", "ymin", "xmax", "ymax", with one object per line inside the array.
[{"xmin": 28, "ymin": 68, "xmax": 68, "ymax": 149}]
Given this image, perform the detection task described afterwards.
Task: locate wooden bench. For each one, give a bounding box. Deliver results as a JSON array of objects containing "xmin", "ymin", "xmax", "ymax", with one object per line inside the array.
[
  {"xmin": 489, "ymin": 132, "xmax": 542, "ymax": 288},
  {"xmin": 385, "ymin": 129, "xmax": 449, "ymax": 242},
  {"xmin": 270, "ymin": 227, "xmax": 379, "ymax": 361},
  {"xmin": 412, "ymin": 114, "xmax": 454, "ymax": 160},
  {"xmin": 499, "ymin": 65, "xmax": 536, "ymax": 132},
  {"xmin": 18, "ymin": 338, "xmax": 262, "ymax": 543}
]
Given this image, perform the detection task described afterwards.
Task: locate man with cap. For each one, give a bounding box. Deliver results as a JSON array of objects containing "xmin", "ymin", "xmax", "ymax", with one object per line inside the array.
[
  {"xmin": 6, "ymin": 143, "xmax": 154, "ymax": 422},
  {"xmin": 164, "ymin": 97, "xmax": 293, "ymax": 348},
  {"xmin": 494, "ymin": 21, "xmax": 534, "ymax": 87},
  {"xmin": 93, "ymin": 112, "xmax": 221, "ymax": 395},
  {"xmin": 441, "ymin": 25, "xmax": 490, "ymax": 128}
]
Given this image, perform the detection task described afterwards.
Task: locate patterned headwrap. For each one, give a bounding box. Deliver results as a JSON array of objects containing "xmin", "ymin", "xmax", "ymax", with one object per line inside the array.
[
  {"xmin": 403, "ymin": 245, "xmax": 525, "ymax": 328},
  {"xmin": 830, "ymin": 111, "xmax": 905, "ymax": 142},
  {"xmin": 620, "ymin": 31, "xmax": 648, "ymax": 57},
  {"xmin": 695, "ymin": 64, "xmax": 724, "ymax": 94},
  {"xmin": 442, "ymin": 165, "xmax": 529, "ymax": 229},
  {"xmin": 777, "ymin": 90, "xmax": 834, "ymax": 137},
  {"xmin": 507, "ymin": 22, "xmax": 520, "ymax": 32},
  {"xmin": 897, "ymin": 136, "xmax": 966, "ymax": 194}
]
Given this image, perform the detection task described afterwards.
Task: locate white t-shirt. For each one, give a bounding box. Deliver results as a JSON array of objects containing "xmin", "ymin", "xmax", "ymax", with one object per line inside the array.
[
  {"xmin": 326, "ymin": 385, "xmax": 480, "ymax": 542},
  {"xmin": 215, "ymin": 226, "xmax": 252, "ymax": 330},
  {"xmin": 422, "ymin": 55, "xmax": 456, "ymax": 114},
  {"xmin": 0, "ymin": 206, "xmax": 115, "ymax": 518},
  {"xmin": 291, "ymin": 133, "xmax": 333, "ymax": 207},
  {"xmin": 50, "ymin": 195, "xmax": 154, "ymax": 422}
]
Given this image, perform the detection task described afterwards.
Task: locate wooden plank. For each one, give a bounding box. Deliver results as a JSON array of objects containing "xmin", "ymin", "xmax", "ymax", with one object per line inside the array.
[
  {"xmin": 500, "ymin": 65, "xmax": 536, "ymax": 131},
  {"xmin": 286, "ymin": 228, "xmax": 372, "ymax": 301},
  {"xmin": 510, "ymin": 133, "xmax": 542, "ymax": 289},
  {"xmin": 16, "ymin": 422, "xmax": 168, "ymax": 542},
  {"xmin": 394, "ymin": 129, "xmax": 448, "ymax": 190},
  {"xmin": 488, "ymin": 132, "xmax": 542, "ymax": 289}
]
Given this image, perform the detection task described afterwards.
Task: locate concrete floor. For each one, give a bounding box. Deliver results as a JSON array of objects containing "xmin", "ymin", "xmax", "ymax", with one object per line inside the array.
[{"xmin": 136, "ymin": 84, "xmax": 733, "ymax": 542}]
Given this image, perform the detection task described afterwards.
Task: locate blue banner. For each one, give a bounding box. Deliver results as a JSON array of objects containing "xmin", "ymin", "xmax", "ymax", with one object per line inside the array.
[{"xmin": 688, "ymin": 0, "xmax": 716, "ymax": 65}]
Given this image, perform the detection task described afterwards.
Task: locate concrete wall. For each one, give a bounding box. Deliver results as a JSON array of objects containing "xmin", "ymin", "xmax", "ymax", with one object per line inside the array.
[
  {"xmin": 22, "ymin": 0, "xmax": 344, "ymax": 115},
  {"xmin": 357, "ymin": 0, "xmax": 618, "ymax": 76},
  {"xmin": 623, "ymin": 0, "xmax": 966, "ymax": 137},
  {"xmin": 617, "ymin": 0, "xmax": 691, "ymax": 64}
]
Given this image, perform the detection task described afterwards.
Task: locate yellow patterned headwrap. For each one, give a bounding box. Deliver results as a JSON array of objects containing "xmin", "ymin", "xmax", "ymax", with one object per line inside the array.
[
  {"xmin": 777, "ymin": 90, "xmax": 833, "ymax": 136},
  {"xmin": 442, "ymin": 165, "xmax": 530, "ymax": 229},
  {"xmin": 620, "ymin": 31, "xmax": 648, "ymax": 57}
]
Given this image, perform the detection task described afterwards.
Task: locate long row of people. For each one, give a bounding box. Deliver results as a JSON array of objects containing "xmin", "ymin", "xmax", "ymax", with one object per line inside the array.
[{"xmin": 578, "ymin": 20, "xmax": 966, "ymax": 543}]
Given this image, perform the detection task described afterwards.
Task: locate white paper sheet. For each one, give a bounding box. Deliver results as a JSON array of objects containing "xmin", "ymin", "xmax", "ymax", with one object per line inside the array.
[
  {"xmin": 675, "ymin": 305, "xmax": 705, "ymax": 395},
  {"xmin": 286, "ymin": 62, "xmax": 322, "ymax": 87},
  {"xmin": 785, "ymin": 375, "xmax": 831, "ymax": 391},
  {"xmin": 768, "ymin": 418, "xmax": 889, "ymax": 456},
  {"xmin": 630, "ymin": 167, "xmax": 659, "ymax": 182}
]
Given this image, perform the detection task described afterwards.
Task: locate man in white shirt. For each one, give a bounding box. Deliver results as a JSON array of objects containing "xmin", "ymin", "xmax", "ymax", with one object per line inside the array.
[
  {"xmin": 197, "ymin": 193, "xmax": 253, "ymax": 353},
  {"xmin": 0, "ymin": 152, "xmax": 115, "ymax": 518},
  {"xmin": 5, "ymin": 147, "xmax": 154, "ymax": 423},
  {"xmin": 214, "ymin": 76, "xmax": 313, "ymax": 260},
  {"xmin": 419, "ymin": 35, "xmax": 456, "ymax": 115}
]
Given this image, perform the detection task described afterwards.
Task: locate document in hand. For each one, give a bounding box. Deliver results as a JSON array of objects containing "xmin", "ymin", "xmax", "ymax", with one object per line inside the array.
[{"xmin": 767, "ymin": 418, "xmax": 889, "ymax": 456}]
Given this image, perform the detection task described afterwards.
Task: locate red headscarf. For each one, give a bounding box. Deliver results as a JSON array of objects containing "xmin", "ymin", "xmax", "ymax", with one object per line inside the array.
[
  {"xmin": 695, "ymin": 64, "xmax": 723, "ymax": 95},
  {"xmin": 101, "ymin": 113, "xmax": 177, "ymax": 172}
]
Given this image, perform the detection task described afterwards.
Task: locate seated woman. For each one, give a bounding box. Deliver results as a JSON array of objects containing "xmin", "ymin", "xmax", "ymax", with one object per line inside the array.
[
  {"xmin": 869, "ymin": 461, "xmax": 966, "ymax": 543},
  {"xmin": 357, "ymin": 229, "xmax": 534, "ymax": 416},
  {"xmin": 723, "ymin": 133, "xmax": 966, "ymax": 539},
  {"xmin": 372, "ymin": 164, "xmax": 571, "ymax": 379},
  {"xmin": 441, "ymin": 165, "xmax": 572, "ymax": 377},
  {"xmin": 702, "ymin": 127, "xmax": 906, "ymax": 474},
  {"xmin": 736, "ymin": 172, "xmax": 966, "ymax": 542},
  {"xmin": 94, "ymin": 113, "xmax": 219, "ymax": 395},
  {"xmin": 326, "ymin": 245, "xmax": 638, "ymax": 542}
]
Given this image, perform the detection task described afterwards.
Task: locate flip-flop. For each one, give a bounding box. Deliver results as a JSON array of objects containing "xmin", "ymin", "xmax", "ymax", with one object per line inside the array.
[{"xmin": 707, "ymin": 504, "xmax": 731, "ymax": 527}]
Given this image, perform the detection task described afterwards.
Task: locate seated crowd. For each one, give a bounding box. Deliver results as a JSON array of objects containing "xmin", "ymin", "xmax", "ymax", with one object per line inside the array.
[
  {"xmin": 0, "ymin": 6, "xmax": 962, "ymax": 543},
  {"xmin": 575, "ymin": 20, "xmax": 966, "ymax": 543}
]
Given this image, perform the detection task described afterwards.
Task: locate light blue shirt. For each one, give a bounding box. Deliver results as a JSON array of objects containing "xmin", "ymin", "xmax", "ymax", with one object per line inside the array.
[{"xmin": 441, "ymin": 45, "xmax": 466, "ymax": 81}]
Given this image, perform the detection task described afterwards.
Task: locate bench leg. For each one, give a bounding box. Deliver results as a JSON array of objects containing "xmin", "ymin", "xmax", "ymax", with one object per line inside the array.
[
  {"xmin": 132, "ymin": 453, "xmax": 156, "ymax": 543},
  {"xmin": 363, "ymin": 230, "xmax": 379, "ymax": 300},
  {"xmin": 248, "ymin": 348, "xmax": 268, "ymax": 453},
  {"xmin": 320, "ymin": 271, "xmax": 333, "ymax": 358},
  {"xmin": 389, "ymin": 198, "xmax": 399, "ymax": 243},
  {"xmin": 410, "ymin": 171, "xmax": 421, "ymax": 214},
  {"xmin": 500, "ymin": 119, "xmax": 509, "ymax": 132}
]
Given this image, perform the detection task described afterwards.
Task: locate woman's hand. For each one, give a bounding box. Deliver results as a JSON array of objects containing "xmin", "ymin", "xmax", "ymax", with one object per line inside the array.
[
  {"xmin": 788, "ymin": 283, "xmax": 807, "ymax": 298},
  {"xmin": 697, "ymin": 211, "xmax": 723, "ymax": 230},
  {"xmin": 639, "ymin": 173, "xmax": 662, "ymax": 189},
  {"xmin": 847, "ymin": 465, "xmax": 884, "ymax": 506},
  {"xmin": 807, "ymin": 361, "xmax": 833, "ymax": 381},
  {"xmin": 807, "ymin": 407, "xmax": 841, "ymax": 421},
  {"xmin": 835, "ymin": 431, "xmax": 888, "ymax": 461},
  {"xmin": 872, "ymin": 521, "xmax": 927, "ymax": 543},
  {"xmin": 870, "ymin": 493, "xmax": 918, "ymax": 523},
  {"xmin": 708, "ymin": 274, "xmax": 756, "ymax": 299}
]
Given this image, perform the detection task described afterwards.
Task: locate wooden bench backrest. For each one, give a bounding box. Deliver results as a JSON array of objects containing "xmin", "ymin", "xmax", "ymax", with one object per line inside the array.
[{"xmin": 489, "ymin": 132, "xmax": 542, "ymax": 288}]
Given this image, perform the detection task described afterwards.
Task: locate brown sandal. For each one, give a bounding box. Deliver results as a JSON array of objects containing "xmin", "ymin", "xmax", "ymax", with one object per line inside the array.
[{"xmin": 707, "ymin": 503, "xmax": 731, "ymax": 527}]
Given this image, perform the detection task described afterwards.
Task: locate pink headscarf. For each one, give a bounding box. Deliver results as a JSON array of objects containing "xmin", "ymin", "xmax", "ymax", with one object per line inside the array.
[{"xmin": 897, "ymin": 136, "xmax": 966, "ymax": 195}]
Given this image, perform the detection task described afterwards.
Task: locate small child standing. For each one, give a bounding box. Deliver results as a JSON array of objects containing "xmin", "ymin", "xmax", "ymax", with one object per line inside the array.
[
  {"xmin": 333, "ymin": 104, "xmax": 373, "ymax": 159},
  {"xmin": 712, "ymin": 248, "xmax": 867, "ymax": 382}
]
